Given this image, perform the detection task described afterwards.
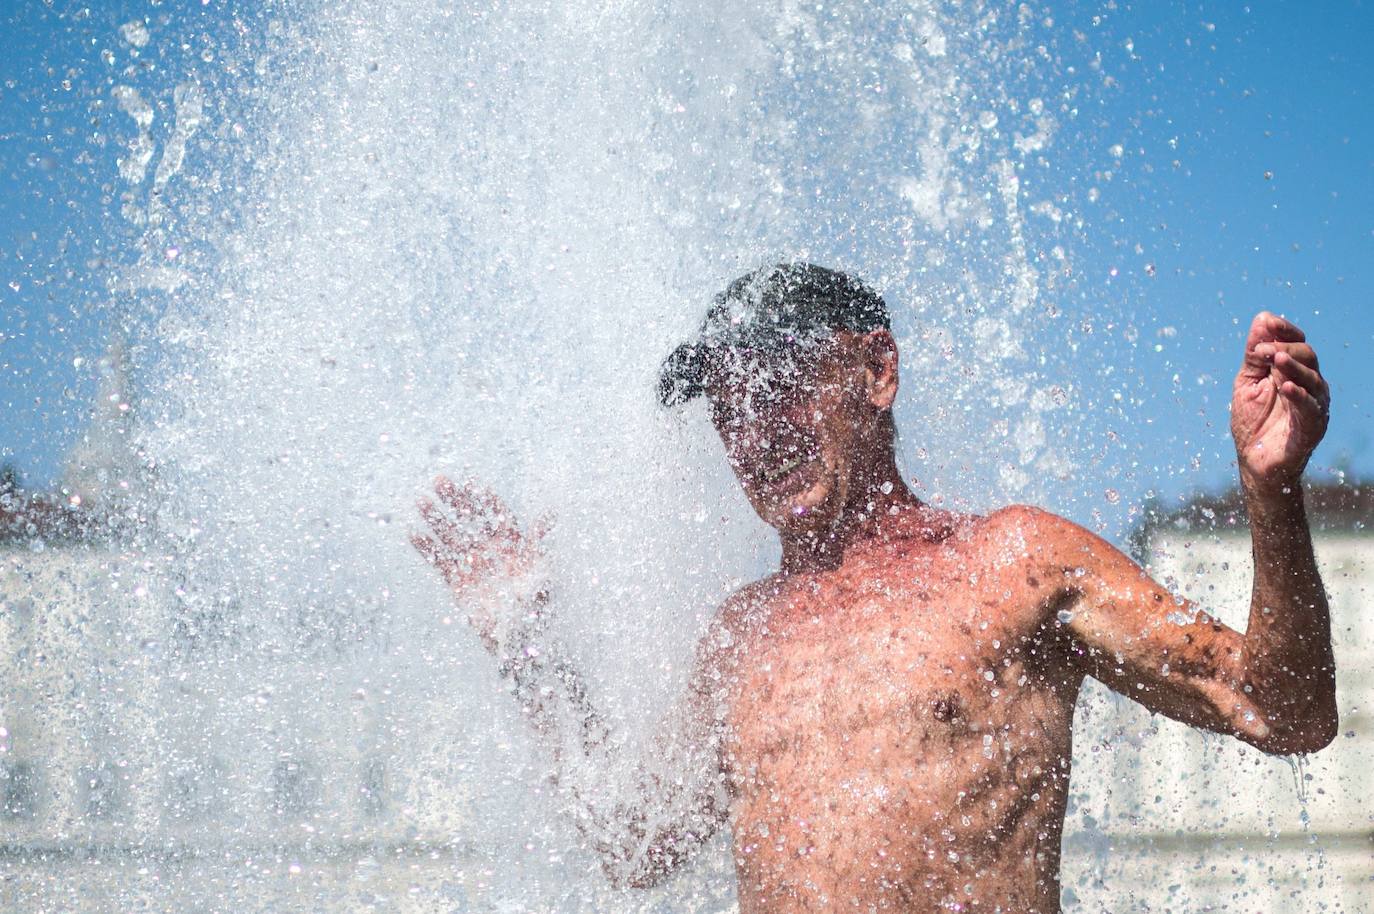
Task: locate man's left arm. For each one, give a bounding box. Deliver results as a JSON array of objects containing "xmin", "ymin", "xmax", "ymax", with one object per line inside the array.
[
  {"xmin": 1024, "ymin": 311, "xmax": 1337, "ymax": 755},
  {"xmin": 1227, "ymin": 311, "xmax": 1336, "ymax": 749},
  {"xmin": 1019, "ymin": 507, "xmax": 1336, "ymax": 755}
]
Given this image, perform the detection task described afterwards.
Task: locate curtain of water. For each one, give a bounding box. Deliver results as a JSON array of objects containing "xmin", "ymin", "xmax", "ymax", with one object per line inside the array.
[{"xmin": 101, "ymin": 0, "xmax": 1086, "ymax": 909}]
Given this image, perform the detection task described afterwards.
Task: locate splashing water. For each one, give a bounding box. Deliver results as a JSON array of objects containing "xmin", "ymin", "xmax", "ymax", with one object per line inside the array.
[
  {"xmin": 13, "ymin": 1, "xmax": 1112, "ymax": 911},
  {"xmin": 1288, "ymin": 753, "xmax": 1312, "ymax": 831}
]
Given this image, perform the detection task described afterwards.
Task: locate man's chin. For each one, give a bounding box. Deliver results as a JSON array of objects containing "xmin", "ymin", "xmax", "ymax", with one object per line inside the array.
[{"xmin": 761, "ymin": 483, "xmax": 838, "ymax": 532}]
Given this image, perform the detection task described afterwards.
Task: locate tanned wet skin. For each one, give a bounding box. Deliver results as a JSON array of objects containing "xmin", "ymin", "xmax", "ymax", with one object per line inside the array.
[{"xmin": 413, "ymin": 265, "xmax": 1337, "ymax": 914}]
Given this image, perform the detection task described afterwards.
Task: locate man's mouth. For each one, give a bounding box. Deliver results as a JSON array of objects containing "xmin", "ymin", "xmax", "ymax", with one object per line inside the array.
[
  {"xmin": 757, "ymin": 450, "xmax": 822, "ymax": 500},
  {"xmin": 762, "ymin": 454, "xmax": 806, "ymax": 483}
]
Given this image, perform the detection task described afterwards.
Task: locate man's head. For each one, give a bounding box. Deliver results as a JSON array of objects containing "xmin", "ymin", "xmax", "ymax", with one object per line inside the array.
[{"xmin": 659, "ymin": 263, "xmax": 901, "ymax": 534}]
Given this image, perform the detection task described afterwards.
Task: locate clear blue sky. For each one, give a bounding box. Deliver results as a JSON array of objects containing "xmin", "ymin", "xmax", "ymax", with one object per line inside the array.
[{"xmin": 2, "ymin": 1, "xmax": 1371, "ymax": 506}]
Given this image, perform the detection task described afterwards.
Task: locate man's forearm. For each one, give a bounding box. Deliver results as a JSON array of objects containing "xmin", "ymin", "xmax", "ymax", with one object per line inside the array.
[
  {"xmin": 490, "ymin": 602, "xmax": 724, "ymax": 887},
  {"xmin": 498, "ymin": 623, "xmax": 611, "ymax": 758},
  {"xmin": 1241, "ymin": 485, "xmax": 1338, "ymax": 751}
]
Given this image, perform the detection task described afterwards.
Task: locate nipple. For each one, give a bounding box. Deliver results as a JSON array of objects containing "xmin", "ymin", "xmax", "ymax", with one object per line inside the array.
[{"xmin": 932, "ymin": 693, "xmax": 962, "ymax": 722}]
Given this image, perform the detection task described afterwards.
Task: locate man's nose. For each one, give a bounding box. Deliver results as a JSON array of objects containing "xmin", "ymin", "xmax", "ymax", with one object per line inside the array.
[
  {"xmin": 727, "ymin": 425, "xmax": 773, "ymax": 456},
  {"xmin": 756, "ymin": 402, "xmax": 810, "ymax": 441}
]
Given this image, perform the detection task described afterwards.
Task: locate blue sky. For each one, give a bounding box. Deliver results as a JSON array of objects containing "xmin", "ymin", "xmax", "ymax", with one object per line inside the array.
[
  {"xmin": 2, "ymin": 0, "xmax": 1371, "ymax": 509},
  {"xmin": 1074, "ymin": 0, "xmax": 1374, "ymax": 491}
]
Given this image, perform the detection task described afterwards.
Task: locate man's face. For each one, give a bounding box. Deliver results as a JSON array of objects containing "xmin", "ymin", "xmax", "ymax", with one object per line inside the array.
[{"xmin": 705, "ymin": 336, "xmax": 872, "ymax": 534}]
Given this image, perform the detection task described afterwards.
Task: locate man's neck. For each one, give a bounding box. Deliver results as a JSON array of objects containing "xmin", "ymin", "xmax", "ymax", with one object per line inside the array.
[{"xmin": 778, "ymin": 459, "xmax": 923, "ymax": 575}]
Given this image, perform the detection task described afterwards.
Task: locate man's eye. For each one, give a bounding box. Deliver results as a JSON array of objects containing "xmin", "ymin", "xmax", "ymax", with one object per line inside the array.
[{"xmin": 765, "ymin": 383, "xmax": 809, "ymax": 406}]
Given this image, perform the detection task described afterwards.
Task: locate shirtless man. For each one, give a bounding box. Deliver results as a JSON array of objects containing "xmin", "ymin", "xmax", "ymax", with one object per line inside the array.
[{"xmin": 412, "ymin": 263, "xmax": 1337, "ymax": 913}]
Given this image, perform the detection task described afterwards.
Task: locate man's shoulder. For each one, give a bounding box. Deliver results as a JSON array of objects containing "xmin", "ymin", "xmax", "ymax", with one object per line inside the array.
[
  {"xmin": 958, "ymin": 504, "xmax": 1106, "ymax": 569},
  {"xmin": 978, "ymin": 507, "xmax": 1145, "ymax": 603},
  {"xmin": 688, "ymin": 577, "xmax": 782, "ymax": 677},
  {"xmin": 715, "ymin": 575, "xmax": 784, "ymax": 624},
  {"xmin": 894, "ymin": 503, "xmax": 1062, "ymax": 549},
  {"xmin": 981, "ymin": 503, "xmax": 1082, "ymax": 540},
  {"xmin": 890, "ymin": 502, "xmax": 1071, "ymax": 539}
]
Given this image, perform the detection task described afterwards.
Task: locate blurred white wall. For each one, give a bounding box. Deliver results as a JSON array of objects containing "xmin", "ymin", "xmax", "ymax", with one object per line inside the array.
[
  {"xmin": 1064, "ymin": 501, "xmax": 1373, "ymax": 912},
  {"xmin": 3, "ymin": 488, "xmax": 1369, "ymax": 913}
]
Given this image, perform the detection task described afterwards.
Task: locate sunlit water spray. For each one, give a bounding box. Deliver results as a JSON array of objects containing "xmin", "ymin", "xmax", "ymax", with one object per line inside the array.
[{"xmin": 50, "ymin": 0, "xmax": 1105, "ymax": 909}]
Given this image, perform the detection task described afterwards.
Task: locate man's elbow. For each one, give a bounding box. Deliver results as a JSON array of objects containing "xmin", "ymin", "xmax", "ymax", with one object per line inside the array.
[
  {"xmin": 1249, "ymin": 707, "xmax": 1339, "ymax": 756},
  {"xmin": 599, "ymin": 840, "xmax": 686, "ymax": 891},
  {"xmin": 603, "ymin": 866, "xmax": 649, "ymax": 891},
  {"xmin": 1238, "ymin": 665, "xmax": 1339, "ymax": 755},
  {"xmin": 594, "ymin": 803, "xmax": 723, "ymax": 889},
  {"xmin": 619, "ymin": 867, "xmax": 669, "ymax": 891}
]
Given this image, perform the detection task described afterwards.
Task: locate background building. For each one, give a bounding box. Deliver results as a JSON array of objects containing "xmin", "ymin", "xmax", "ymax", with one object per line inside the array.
[
  {"xmin": 1, "ymin": 348, "xmax": 1369, "ymax": 910},
  {"xmin": 0, "ymin": 344, "xmax": 495, "ymax": 912},
  {"xmin": 1064, "ymin": 484, "xmax": 1373, "ymax": 912}
]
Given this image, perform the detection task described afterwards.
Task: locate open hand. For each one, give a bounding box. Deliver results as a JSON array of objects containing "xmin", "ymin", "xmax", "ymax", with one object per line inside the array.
[
  {"xmin": 1231, "ymin": 312, "xmax": 1330, "ymax": 493},
  {"xmin": 410, "ymin": 475, "xmax": 549, "ymax": 649}
]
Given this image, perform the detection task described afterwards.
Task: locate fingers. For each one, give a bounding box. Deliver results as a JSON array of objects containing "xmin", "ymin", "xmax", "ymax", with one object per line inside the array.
[
  {"xmin": 1255, "ymin": 339, "xmax": 1318, "ymax": 371},
  {"xmin": 417, "ymin": 497, "xmax": 470, "ymax": 551},
  {"xmin": 435, "ymin": 475, "xmax": 486, "ymax": 522},
  {"xmin": 1252, "ymin": 334, "xmax": 1329, "ymax": 414},
  {"xmin": 1246, "ymin": 334, "xmax": 1331, "ymax": 418},
  {"xmin": 1240, "ymin": 312, "xmax": 1314, "ymax": 381},
  {"xmin": 1240, "ymin": 316, "xmax": 1273, "ymax": 380},
  {"xmin": 1279, "ymin": 379, "xmax": 1331, "ymax": 425},
  {"xmin": 410, "ymin": 532, "xmax": 440, "ymax": 564},
  {"xmin": 432, "ymin": 475, "xmax": 520, "ymax": 542},
  {"xmin": 415, "ymin": 477, "xmax": 534, "ymax": 586},
  {"xmin": 409, "ymin": 531, "xmax": 476, "ymax": 587},
  {"xmin": 435, "ymin": 475, "xmax": 509, "ymax": 519},
  {"xmin": 1272, "ymin": 348, "xmax": 1325, "ymax": 396},
  {"xmin": 1245, "ymin": 311, "xmax": 1307, "ymax": 347},
  {"xmin": 1277, "ymin": 361, "xmax": 1331, "ymax": 419},
  {"xmin": 435, "ymin": 475, "xmax": 498, "ymax": 511},
  {"xmin": 1262, "ymin": 311, "xmax": 1306, "ymax": 343},
  {"xmin": 433, "ymin": 474, "xmax": 465, "ymax": 507}
]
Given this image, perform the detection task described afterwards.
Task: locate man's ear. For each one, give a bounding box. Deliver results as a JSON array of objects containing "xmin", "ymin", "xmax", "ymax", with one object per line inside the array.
[{"xmin": 860, "ymin": 329, "xmax": 899, "ymax": 410}]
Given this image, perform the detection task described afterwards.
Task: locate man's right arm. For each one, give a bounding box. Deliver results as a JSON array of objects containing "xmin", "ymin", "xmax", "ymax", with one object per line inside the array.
[
  {"xmin": 493, "ymin": 603, "xmax": 731, "ymax": 887},
  {"xmin": 410, "ymin": 476, "xmax": 729, "ymax": 888}
]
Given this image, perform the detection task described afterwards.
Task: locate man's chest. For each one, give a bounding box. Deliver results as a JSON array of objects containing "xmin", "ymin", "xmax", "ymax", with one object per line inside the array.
[{"xmin": 723, "ymin": 564, "xmax": 1053, "ymax": 765}]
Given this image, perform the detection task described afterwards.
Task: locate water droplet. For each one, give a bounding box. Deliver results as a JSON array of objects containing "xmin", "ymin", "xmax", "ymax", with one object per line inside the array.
[{"xmin": 120, "ymin": 20, "xmax": 150, "ymax": 48}]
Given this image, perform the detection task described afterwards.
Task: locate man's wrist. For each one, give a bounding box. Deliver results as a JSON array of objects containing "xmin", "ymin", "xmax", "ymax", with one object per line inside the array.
[
  {"xmin": 480, "ymin": 570, "xmax": 550, "ymax": 650},
  {"xmin": 1237, "ymin": 459, "xmax": 1306, "ymax": 503},
  {"xmin": 1239, "ymin": 471, "xmax": 1309, "ymax": 535}
]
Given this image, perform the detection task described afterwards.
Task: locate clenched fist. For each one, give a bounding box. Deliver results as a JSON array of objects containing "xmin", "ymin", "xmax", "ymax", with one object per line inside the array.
[{"xmin": 1231, "ymin": 312, "xmax": 1330, "ymax": 495}]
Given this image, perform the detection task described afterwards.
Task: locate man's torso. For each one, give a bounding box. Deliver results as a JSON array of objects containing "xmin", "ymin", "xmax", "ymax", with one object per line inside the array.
[{"xmin": 713, "ymin": 509, "xmax": 1085, "ymax": 914}]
